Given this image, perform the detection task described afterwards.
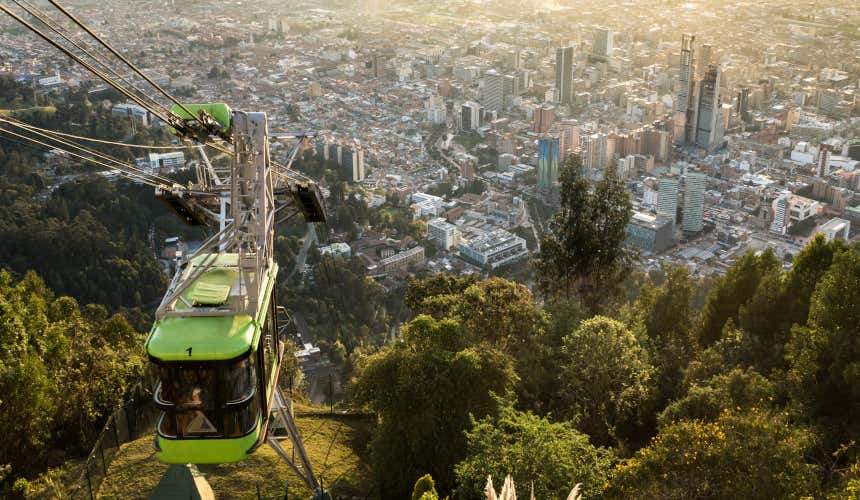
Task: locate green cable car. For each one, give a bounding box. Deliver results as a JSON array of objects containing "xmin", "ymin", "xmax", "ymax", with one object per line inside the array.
[{"xmin": 146, "ymin": 254, "xmax": 285, "ymax": 464}]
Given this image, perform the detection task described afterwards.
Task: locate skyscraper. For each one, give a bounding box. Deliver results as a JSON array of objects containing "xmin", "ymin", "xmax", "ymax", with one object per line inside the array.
[
  {"xmin": 537, "ymin": 136, "xmax": 560, "ymax": 205},
  {"xmin": 555, "ymin": 46, "xmax": 574, "ymax": 105},
  {"xmin": 461, "ymin": 101, "xmax": 482, "ymax": 131},
  {"xmin": 674, "ymin": 34, "xmax": 696, "ymax": 145},
  {"xmin": 697, "ymin": 44, "xmax": 713, "ymax": 79},
  {"xmin": 581, "ymin": 132, "xmax": 608, "ymax": 180},
  {"xmin": 533, "ymin": 105, "xmax": 555, "ymax": 133},
  {"xmin": 682, "ymin": 170, "xmax": 706, "ymax": 233},
  {"xmin": 593, "ymin": 28, "xmax": 614, "ymax": 60},
  {"xmin": 737, "ymin": 87, "xmax": 751, "ymax": 124},
  {"xmin": 657, "ymin": 176, "xmax": 680, "ymax": 227},
  {"xmin": 694, "ymin": 64, "xmax": 723, "ymax": 151},
  {"xmin": 480, "ymin": 71, "xmax": 506, "ymax": 111},
  {"xmin": 818, "ymin": 145, "xmax": 833, "ymax": 178}
]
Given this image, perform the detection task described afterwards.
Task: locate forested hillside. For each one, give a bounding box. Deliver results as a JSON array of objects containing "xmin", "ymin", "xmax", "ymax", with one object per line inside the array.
[
  {"xmin": 0, "ymin": 271, "xmax": 145, "ymax": 496},
  {"xmin": 345, "ymin": 158, "xmax": 860, "ymax": 498}
]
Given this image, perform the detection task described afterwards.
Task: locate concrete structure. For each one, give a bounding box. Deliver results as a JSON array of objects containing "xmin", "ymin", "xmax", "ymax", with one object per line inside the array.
[
  {"xmin": 820, "ymin": 217, "xmax": 850, "ymax": 241},
  {"xmin": 458, "ymin": 229, "xmax": 528, "ymax": 269},
  {"xmin": 481, "ymin": 71, "xmax": 513, "ymax": 112},
  {"xmin": 428, "ymin": 217, "xmax": 461, "ymax": 250},
  {"xmin": 376, "ymin": 246, "xmax": 425, "ymax": 273},
  {"xmin": 319, "ymin": 242, "xmax": 352, "ymax": 259},
  {"xmin": 674, "ymin": 34, "xmax": 696, "ymax": 145},
  {"xmin": 555, "ymin": 46, "xmax": 574, "ymax": 105},
  {"xmin": 533, "ymin": 105, "xmax": 555, "ymax": 133},
  {"xmin": 694, "ymin": 64, "xmax": 723, "ymax": 151},
  {"xmin": 770, "ymin": 194, "xmax": 789, "ymax": 234},
  {"xmin": 593, "ymin": 28, "xmax": 614, "ymax": 59},
  {"xmin": 410, "ymin": 192, "xmax": 444, "ymax": 218},
  {"xmin": 112, "ymin": 103, "xmax": 151, "ymax": 126},
  {"xmin": 141, "ymin": 151, "xmax": 185, "ymax": 172},
  {"xmin": 625, "ymin": 211, "xmax": 674, "ymax": 253},
  {"xmin": 658, "ymin": 176, "xmax": 680, "ymax": 225},
  {"xmin": 682, "ymin": 171, "xmax": 706, "ymax": 233},
  {"xmin": 425, "ymin": 95, "xmax": 447, "ymax": 125},
  {"xmin": 342, "ymin": 145, "xmax": 365, "ymax": 182},
  {"xmin": 461, "ymin": 101, "xmax": 482, "ymax": 131}
]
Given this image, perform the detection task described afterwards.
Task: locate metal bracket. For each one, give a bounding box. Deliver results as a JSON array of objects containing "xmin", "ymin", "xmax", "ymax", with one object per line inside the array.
[{"xmin": 267, "ymin": 385, "xmax": 320, "ymax": 491}]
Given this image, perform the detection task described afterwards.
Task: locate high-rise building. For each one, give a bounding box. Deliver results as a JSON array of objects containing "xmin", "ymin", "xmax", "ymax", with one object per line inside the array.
[
  {"xmin": 694, "ymin": 64, "xmax": 723, "ymax": 151},
  {"xmin": 341, "ymin": 145, "xmax": 365, "ymax": 182},
  {"xmin": 533, "ymin": 105, "xmax": 555, "ymax": 133},
  {"xmin": 425, "ymin": 95, "xmax": 447, "ymax": 124},
  {"xmin": 428, "ymin": 217, "xmax": 461, "ymax": 250},
  {"xmin": 674, "ymin": 34, "xmax": 696, "ymax": 145},
  {"xmin": 657, "ymin": 176, "xmax": 679, "ymax": 226},
  {"xmin": 682, "ymin": 170, "xmax": 706, "ymax": 233},
  {"xmin": 697, "ymin": 44, "xmax": 713, "ymax": 79},
  {"xmin": 480, "ymin": 71, "xmax": 515, "ymax": 112},
  {"xmin": 737, "ymin": 87, "xmax": 751, "ymax": 124},
  {"xmin": 537, "ymin": 136, "xmax": 560, "ymax": 205},
  {"xmin": 818, "ymin": 145, "xmax": 833, "ymax": 178},
  {"xmin": 555, "ymin": 46, "xmax": 574, "ymax": 105},
  {"xmin": 581, "ymin": 132, "xmax": 608, "ymax": 180},
  {"xmin": 480, "ymin": 71, "xmax": 505, "ymax": 111},
  {"xmin": 770, "ymin": 195, "xmax": 788, "ymax": 234},
  {"xmin": 553, "ymin": 119, "xmax": 579, "ymax": 161},
  {"xmin": 593, "ymin": 28, "xmax": 614, "ymax": 60},
  {"xmin": 460, "ymin": 101, "xmax": 482, "ymax": 131}
]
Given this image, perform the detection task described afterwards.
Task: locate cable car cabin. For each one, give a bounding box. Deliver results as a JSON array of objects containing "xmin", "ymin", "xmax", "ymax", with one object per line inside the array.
[{"xmin": 146, "ymin": 254, "xmax": 284, "ymax": 464}]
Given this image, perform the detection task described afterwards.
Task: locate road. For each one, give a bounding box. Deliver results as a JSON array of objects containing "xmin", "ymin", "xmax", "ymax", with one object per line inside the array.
[{"xmin": 286, "ymin": 222, "xmax": 317, "ymax": 282}]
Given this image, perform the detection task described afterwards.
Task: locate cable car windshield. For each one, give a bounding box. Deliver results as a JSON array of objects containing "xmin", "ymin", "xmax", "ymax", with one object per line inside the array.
[
  {"xmin": 155, "ymin": 356, "xmax": 255, "ymax": 407},
  {"xmin": 157, "ymin": 365, "xmax": 217, "ymax": 407}
]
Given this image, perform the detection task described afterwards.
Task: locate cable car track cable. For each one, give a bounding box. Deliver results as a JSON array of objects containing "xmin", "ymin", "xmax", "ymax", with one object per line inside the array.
[
  {"xmin": 0, "ymin": 4, "xmax": 173, "ymax": 124},
  {"xmin": 9, "ymin": 0, "xmax": 173, "ymax": 118}
]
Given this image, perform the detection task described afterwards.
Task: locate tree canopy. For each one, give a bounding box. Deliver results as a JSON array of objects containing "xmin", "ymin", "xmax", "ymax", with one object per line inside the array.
[{"xmin": 532, "ymin": 155, "xmax": 632, "ymax": 314}]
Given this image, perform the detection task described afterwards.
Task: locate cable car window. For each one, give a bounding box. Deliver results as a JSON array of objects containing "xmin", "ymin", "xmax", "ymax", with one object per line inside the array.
[
  {"xmin": 156, "ymin": 365, "xmax": 217, "ymax": 408},
  {"xmin": 223, "ymin": 397, "xmax": 260, "ymax": 437},
  {"xmin": 224, "ymin": 356, "xmax": 256, "ymax": 404}
]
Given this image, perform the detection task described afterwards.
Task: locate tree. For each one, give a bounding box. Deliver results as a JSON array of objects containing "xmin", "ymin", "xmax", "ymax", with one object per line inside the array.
[
  {"xmin": 405, "ymin": 276, "xmax": 548, "ymax": 410},
  {"xmin": 455, "ymin": 400, "xmax": 614, "ymax": 500},
  {"xmin": 532, "ymin": 155, "xmax": 632, "ymax": 314},
  {"xmin": 349, "ymin": 315, "xmax": 517, "ymax": 497},
  {"xmin": 787, "ymin": 249, "xmax": 860, "ymax": 450},
  {"xmin": 697, "ymin": 249, "xmax": 779, "ymax": 346},
  {"xmin": 628, "ymin": 265, "xmax": 698, "ymax": 408},
  {"xmin": 607, "ymin": 409, "xmax": 819, "ymax": 499},
  {"xmin": 0, "ymin": 271, "xmax": 145, "ymax": 488},
  {"xmin": 559, "ymin": 316, "xmax": 653, "ymax": 445},
  {"xmin": 737, "ymin": 236, "xmax": 847, "ymax": 373},
  {"xmin": 658, "ymin": 368, "xmax": 776, "ymax": 427},
  {"xmin": 412, "ymin": 474, "xmax": 440, "ymax": 500}
]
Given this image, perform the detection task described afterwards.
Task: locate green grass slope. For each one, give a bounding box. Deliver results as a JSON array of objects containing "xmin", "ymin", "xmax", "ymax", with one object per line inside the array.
[{"xmin": 97, "ymin": 409, "xmax": 374, "ymax": 499}]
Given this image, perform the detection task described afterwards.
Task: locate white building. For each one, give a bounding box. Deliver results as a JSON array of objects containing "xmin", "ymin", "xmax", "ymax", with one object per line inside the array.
[
  {"xmin": 770, "ymin": 194, "xmax": 789, "ymax": 234},
  {"xmin": 410, "ymin": 192, "xmax": 444, "ymax": 218},
  {"xmin": 657, "ymin": 176, "xmax": 680, "ymax": 226},
  {"xmin": 820, "ymin": 218, "xmax": 850, "ymax": 242},
  {"xmin": 140, "ymin": 151, "xmax": 185, "ymax": 172},
  {"xmin": 458, "ymin": 229, "xmax": 528, "ymax": 269},
  {"xmin": 425, "ymin": 95, "xmax": 447, "ymax": 125},
  {"xmin": 319, "ymin": 242, "xmax": 352, "ymax": 259},
  {"xmin": 682, "ymin": 171, "xmax": 706, "ymax": 233},
  {"xmin": 428, "ymin": 217, "xmax": 461, "ymax": 250},
  {"xmin": 112, "ymin": 103, "xmax": 150, "ymax": 126}
]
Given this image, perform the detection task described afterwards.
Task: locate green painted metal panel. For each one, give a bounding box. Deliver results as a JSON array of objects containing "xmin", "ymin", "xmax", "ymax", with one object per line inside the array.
[
  {"xmin": 155, "ymin": 415, "xmax": 262, "ymax": 464},
  {"xmin": 168, "ymin": 103, "xmax": 231, "ymax": 136},
  {"xmin": 146, "ymin": 254, "xmax": 278, "ymax": 362}
]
